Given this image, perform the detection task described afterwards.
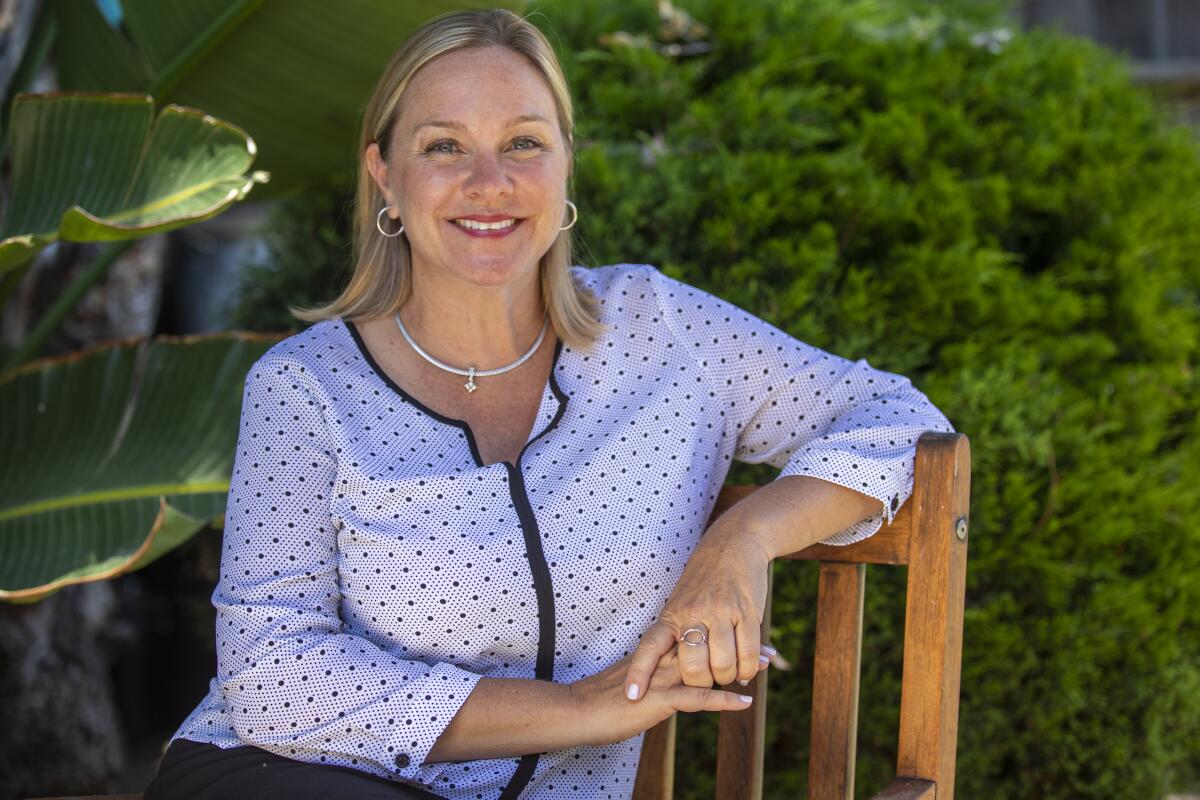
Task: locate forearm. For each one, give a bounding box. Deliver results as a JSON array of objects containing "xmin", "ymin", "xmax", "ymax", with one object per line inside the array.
[
  {"xmin": 730, "ymin": 475, "xmax": 883, "ymax": 561},
  {"xmin": 425, "ymin": 676, "xmax": 582, "ymax": 763}
]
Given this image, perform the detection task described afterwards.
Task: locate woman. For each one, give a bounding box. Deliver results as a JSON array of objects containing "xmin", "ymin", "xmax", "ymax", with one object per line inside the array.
[{"xmin": 144, "ymin": 8, "xmax": 954, "ymax": 800}]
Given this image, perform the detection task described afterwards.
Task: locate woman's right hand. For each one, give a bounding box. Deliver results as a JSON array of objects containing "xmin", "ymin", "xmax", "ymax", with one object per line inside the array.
[{"xmin": 567, "ymin": 643, "xmax": 775, "ymax": 747}]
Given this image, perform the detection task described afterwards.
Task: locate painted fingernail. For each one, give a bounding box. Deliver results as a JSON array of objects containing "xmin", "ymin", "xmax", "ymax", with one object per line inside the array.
[
  {"xmin": 739, "ymin": 694, "xmax": 753, "ymax": 703},
  {"xmin": 627, "ymin": 683, "xmax": 640, "ymax": 701},
  {"xmin": 759, "ymin": 654, "xmax": 770, "ymax": 666},
  {"xmin": 762, "ymin": 645, "xmax": 778, "ymax": 656},
  {"xmin": 738, "ymin": 678, "xmax": 749, "ymax": 686}
]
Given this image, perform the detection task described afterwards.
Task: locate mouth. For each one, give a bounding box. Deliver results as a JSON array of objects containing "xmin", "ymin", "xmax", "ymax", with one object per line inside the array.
[{"xmin": 449, "ymin": 217, "xmax": 524, "ymax": 237}]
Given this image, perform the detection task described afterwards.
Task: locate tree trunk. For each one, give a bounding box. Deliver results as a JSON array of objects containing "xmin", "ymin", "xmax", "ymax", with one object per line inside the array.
[{"xmin": 0, "ymin": 582, "xmax": 129, "ymax": 800}]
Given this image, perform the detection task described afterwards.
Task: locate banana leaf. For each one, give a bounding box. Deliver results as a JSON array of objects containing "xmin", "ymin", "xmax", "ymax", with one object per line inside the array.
[
  {"xmin": 0, "ymin": 92, "xmax": 269, "ymax": 274},
  {"xmin": 0, "ymin": 331, "xmax": 283, "ymax": 603},
  {"xmin": 52, "ymin": 0, "xmax": 525, "ymax": 195}
]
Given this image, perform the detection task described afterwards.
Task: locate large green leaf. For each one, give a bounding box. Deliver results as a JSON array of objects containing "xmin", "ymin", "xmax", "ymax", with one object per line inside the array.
[
  {"xmin": 0, "ymin": 332, "xmax": 283, "ymax": 603},
  {"xmin": 53, "ymin": 0, "xmax": 527, "ymax": 195},
  {"xmin": 0, "ymin": 92, "xmax": 269, "ymax": 273}
]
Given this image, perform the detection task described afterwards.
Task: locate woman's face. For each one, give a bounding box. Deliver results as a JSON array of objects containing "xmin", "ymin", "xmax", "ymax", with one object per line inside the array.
[{"xmin": 366, "ymin": 45, "xmax": 570, "ymax": 294}]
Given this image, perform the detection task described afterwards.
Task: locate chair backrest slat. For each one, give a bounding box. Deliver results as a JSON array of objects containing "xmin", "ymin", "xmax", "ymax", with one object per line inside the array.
[
  {"xmin": 896, "ymin": 434, "xmax": 970, "ymax": 789},
  {"xmin": 631, "ymin": 715, "xmax": 676, "ymax": 800},
  {"xmin": 808, "ymin": 562, "xmax": 866, "ymax": 800},
  {"xmin": 715, "ymin": 566, "xmax": 773, "ymax": 800},
  {"xmin": 788, "ymin": 512, "xmax": 911, "ymax": 566}
]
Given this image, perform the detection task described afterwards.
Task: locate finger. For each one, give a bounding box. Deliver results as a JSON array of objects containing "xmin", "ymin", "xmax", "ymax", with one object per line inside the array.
[
  {"xmin": 759, "ymin": 646, "xmax": 777, "ymax": 670},
  {"xmin": 676, "ymin": 625, "xmax": 712, "ymax": 688},
  {"xmin": 747, "ymin": 644, "xmax": 776, "ymax": 684},
  {"xmin": 765, "ymin": 647, "xmax": 792, "ymax": 671},
  {"xmin": 667, "ymin": 685, "xmax": 754, "ymax": 714},
  {"xmin": 734, "ymin": 617, "xmax": 762, "ymax": 685},
  {"xmin": 707, "ymin": 618, "xmax": 739, "ymax": 687},
  {"xmin": 625, "ymin": 623, "xmax": 677, "ymax": 701}
]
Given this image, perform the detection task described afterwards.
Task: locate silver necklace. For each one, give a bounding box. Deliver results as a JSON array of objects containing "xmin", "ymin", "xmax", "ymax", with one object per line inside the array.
[{"xmin": 394, "ymin": 312, "xmax": 550, "ymax": 394}]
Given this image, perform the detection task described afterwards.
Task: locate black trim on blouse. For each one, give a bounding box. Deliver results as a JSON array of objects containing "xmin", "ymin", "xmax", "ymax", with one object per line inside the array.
[
  {"xmin": 342, "ymin": 318, "xmax": 565, "ymax": 470},
  {"xmin": 343, "ymin": 316, "xmax": 567, "ymax": 798}
]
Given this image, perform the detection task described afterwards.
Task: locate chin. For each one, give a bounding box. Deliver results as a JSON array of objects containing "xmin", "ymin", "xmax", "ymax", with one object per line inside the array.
[{"xmin": 451, "ymin": 257, "xmax": 537, "ymax": 285}]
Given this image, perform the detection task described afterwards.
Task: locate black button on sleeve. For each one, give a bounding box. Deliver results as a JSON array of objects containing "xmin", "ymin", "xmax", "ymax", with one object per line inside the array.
[{"xmin": 395, "ymin": 753, "xmax": 411, "ymax": 768}]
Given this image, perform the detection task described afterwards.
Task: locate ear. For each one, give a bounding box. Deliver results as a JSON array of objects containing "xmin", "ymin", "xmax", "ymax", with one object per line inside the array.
[{"xmin": 365, "ymin": 142, "xmax": 395, "ymax": 210}]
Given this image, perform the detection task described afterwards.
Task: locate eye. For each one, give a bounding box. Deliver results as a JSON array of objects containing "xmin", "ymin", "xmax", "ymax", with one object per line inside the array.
[
  {"xmin": 511, "ymin": 136, "xmax": 543, "ymax": 151},
  {"xmin": 424, "ymin": 139, "xmax": 459, "ymax": 154}
]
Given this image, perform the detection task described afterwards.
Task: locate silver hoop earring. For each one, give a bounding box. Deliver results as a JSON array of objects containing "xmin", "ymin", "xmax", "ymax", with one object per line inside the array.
[
  {"xmin": 559, "ymin": 200, "xmax": 578, "ymax": 231},
  {"xmin": 376, "ymin": 206, "xmax": 404, "ymax": 238}
]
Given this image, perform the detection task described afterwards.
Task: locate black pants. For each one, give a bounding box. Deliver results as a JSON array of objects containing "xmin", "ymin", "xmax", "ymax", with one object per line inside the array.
[{"xmin": 143, "ymin": 737, "xmax": 446, "ymax": 800}]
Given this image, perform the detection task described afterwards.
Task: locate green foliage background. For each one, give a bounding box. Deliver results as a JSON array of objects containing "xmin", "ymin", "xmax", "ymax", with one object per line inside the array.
[{"xmin": 227, "ymin": 1, "xmax": 1200, "ymax": 796}]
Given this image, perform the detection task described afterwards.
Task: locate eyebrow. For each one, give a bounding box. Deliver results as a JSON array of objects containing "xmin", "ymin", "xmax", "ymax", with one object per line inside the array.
[{"xmin": 411, "ymin": 113, "xmax": 552, "ymax": 135}]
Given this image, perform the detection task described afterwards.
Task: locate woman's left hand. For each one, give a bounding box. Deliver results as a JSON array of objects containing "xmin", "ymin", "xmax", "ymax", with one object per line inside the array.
[{"xmin": 622, "ymin": 509, "xmax": 775, "ymax": 701}]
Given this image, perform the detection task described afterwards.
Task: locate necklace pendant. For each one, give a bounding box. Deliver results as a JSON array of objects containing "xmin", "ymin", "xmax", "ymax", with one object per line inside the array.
[{"xmin": 394, "ymin": 312, "xmax": 550, "ymax": 396}]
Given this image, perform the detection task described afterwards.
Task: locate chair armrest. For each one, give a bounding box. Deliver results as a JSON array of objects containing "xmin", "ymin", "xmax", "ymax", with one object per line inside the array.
[{"xmin": 870, "ymin": 778, "xmax": 936, "ymax": 800}]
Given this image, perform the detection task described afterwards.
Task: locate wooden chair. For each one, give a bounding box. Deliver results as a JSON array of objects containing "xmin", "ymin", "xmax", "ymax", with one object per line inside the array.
[
  {"xmin": 26, "ymin": 430, "xmax": 968, "ymax": 800},
  {"xmin": 631, "ymin": 430, "xmax": 971, "ymax": 800}
]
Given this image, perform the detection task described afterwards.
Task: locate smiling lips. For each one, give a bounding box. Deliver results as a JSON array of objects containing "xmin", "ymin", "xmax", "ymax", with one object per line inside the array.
[{"xmin": 451, "ymin": 216, "xmax": 523, "ymax": 237}]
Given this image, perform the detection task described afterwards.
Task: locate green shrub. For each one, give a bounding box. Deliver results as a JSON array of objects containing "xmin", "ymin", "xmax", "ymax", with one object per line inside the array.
[
  {"xmin": 230, "ymin": 1, "xmax": 1200, "ymax": 796},
  {"xmin": 224, "ymin": 184, "xmax": 354, "ymax": 332}
]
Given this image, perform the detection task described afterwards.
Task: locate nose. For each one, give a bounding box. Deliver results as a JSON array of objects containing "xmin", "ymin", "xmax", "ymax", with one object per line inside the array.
[{"xmin": 463, "ymin": 151, "xmax": 514, "ymax": 200}]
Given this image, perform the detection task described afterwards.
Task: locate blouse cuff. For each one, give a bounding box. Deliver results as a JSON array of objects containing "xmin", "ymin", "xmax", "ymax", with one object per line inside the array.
[
  {"xmin": 775, "ymin": 451, "xmax": 909, "ymax": 547},
  {"xmin": 388, "ymin": 662, "xmax": 485, "ymax": 789}
]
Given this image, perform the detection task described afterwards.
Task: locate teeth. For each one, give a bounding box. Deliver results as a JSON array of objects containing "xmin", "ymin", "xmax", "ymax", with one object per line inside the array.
[{"xmin": 454, "ymin": 218, "xmax": 517, "ymax": 231}]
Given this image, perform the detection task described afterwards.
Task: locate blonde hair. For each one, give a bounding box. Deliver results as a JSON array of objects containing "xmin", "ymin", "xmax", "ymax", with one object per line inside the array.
[{"xmin": 290, "ymin": 8, "xmax": 606, "ymax": 351}]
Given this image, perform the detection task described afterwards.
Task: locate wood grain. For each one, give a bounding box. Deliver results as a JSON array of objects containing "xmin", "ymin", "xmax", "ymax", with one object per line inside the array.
[
  {"xmin": 895, "ymin": 433, "xmax": 971, "ymax": 799},
  {"xmin": 808, "ymin": 562, "xmax": 866, "ymax": 800},
  {"xmin": 632, "ymin": 713, "xmax": 677, "ymax": 800},
  {"xmin": 715, "ymin": 565, "xmax": 773, "ymax": 800}
]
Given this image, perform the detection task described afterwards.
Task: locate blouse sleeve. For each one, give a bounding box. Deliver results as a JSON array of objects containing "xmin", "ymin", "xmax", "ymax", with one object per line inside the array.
[
  {"xmin": 643, "ymin": 263, "xmax": 955, "ymax": 546},
  {"xmin": 213, "ymin": 355, "xmax": 484, "ymax": 789}
]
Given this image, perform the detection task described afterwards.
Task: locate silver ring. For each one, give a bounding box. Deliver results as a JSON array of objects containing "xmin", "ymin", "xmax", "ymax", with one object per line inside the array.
[{"xmin": 679, "ymin": 625, "xmax": 708, "ymax": 646}]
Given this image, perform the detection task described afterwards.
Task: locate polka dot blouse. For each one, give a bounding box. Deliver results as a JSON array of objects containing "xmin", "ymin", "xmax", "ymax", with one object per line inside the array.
[{"xmin": 169, "ymin": 263, "xmax": 955, "ymax": 799}]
